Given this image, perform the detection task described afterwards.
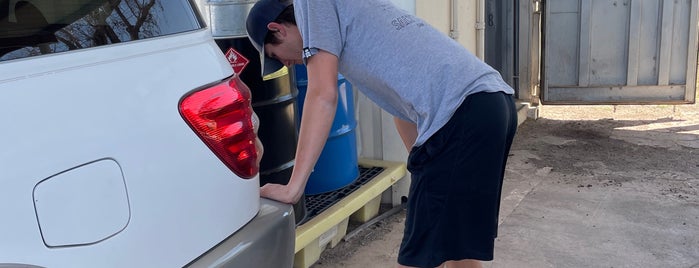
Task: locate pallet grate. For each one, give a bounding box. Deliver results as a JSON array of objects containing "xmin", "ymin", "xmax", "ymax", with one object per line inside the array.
[{"xmin": 300, "ymin": 166, "xmax": 385, "ymax": 224}]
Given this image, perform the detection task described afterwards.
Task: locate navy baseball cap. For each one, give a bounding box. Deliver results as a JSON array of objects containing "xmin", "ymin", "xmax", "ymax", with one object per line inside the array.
[{"xmin": 246, "ymin": 0, "xmax": 293, "ymax": 76}]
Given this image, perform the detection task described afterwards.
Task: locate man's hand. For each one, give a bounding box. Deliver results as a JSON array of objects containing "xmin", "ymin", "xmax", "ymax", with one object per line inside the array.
[{"xmin": 260, "ymin": 183, "xmax": 304, "ymax": 204}]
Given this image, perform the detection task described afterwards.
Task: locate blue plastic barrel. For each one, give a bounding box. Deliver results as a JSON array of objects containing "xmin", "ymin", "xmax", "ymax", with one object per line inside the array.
[{"xmin": 294, "ymin": 65, "xmax": 359, "ymax": 195}]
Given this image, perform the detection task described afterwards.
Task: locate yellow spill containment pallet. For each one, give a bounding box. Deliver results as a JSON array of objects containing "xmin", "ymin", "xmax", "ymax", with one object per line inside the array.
[{"xmin": 293, "ymin": 159, "xmax": 407, "ymax": 268}]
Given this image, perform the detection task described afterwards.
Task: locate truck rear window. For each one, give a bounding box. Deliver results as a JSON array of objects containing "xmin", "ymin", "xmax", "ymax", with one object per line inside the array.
[{"xmin": 0, "ymin": 0, "xmax": 202, "ymax": 61}]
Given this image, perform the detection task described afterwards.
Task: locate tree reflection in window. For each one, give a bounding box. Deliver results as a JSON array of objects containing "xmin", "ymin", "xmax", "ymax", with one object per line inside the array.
[
  {"xmin": 1, "ymin": 0, "xmax": 198, "ymax": 61},
  {"xmin": 55, "ymin": 0, "xmax": 159, "ymax": 49}
]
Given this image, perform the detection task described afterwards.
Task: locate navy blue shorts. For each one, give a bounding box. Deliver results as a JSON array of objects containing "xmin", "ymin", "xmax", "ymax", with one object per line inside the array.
[{"xmin": 397, "ymin": 91, "xmax": 517, "ymax": 267}]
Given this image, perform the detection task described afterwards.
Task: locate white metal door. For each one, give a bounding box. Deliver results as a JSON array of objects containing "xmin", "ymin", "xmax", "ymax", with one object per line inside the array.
[{"xmin": 542, "ymin": 0, "xmax": 698, "ymax": 104}]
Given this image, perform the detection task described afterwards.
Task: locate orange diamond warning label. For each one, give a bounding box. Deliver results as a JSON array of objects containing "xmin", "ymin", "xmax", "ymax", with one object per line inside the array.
[{"xmin": 224, "ymin": 48, "xmax": 249, "ymax": 75}]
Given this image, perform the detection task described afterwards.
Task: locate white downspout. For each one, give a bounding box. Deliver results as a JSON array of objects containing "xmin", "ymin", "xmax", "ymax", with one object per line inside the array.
[
  {"xmin": 449, "ymin": 0, "xmax": 459, "ymax": 40},
  {"xmin": 476, "ymin": 0, "xmax": 486, "ymax": 59}
]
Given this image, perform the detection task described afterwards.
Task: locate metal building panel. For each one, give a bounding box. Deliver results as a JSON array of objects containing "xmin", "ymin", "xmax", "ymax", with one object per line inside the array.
[
  {"xmin": 658, "ymin": 0, "xmax": 675, "ymax": 86},
  {"xmin": 637, "ymin": 1, "xmax": 662, "ymax": 85},
  {"xmin": 588, "ymin": 0, "xmax": 630, "ymax": 86},
  {"xmin": 578, "ymin": 0, "xmax": 591, "ymax": 87},
  {"xmin": 542, "ymin": 0, "xmax": 698, "ymax": 104},
  {"xmin": 669, "ymin": 0, "xmax": 693, "ymax": 85},
  {"xmin": 548, "ymin": 0, "xmax": 580, "ymax": 13},
  {"xmin": 686, "ymin": 0, "xmax": 699, "ymax": 102},
  {"xmin": 547, "ymin": 12, "xmax": 580, "ymax": 86},
  {"xmin": 626, "ymin": 0, "xmax": 642, "ymax": 86},
  {"xmin": 546, "ymin": 85, "xmax": 686, "ymax": 103}
]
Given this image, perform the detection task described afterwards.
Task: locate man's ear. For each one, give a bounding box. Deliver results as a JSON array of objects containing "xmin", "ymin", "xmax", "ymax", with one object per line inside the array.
[{"xmin": 267, "ymin": 22, "xmax": 286, "ymax": 37}]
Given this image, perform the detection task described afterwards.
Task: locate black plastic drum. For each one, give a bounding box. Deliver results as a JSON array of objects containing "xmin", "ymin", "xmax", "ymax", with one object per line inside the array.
[{"xmin": 215, "ymin": 37, "xmax": 306, "ymax": 225}]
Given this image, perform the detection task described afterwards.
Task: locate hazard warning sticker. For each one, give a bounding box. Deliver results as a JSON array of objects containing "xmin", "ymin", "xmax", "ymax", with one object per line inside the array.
[{"xmin": 224, "ymin": 48, "xmax": 249, "ymax": 75}]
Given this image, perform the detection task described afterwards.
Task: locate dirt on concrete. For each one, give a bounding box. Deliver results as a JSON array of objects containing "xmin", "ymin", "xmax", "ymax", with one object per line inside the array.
[
  {"xmin": 520, "ymin": 104, "xmax": 699, "ymax": 205},
  {"xmin": 311, "ymin": 100, "xmax": 699, "ymax": 268}
]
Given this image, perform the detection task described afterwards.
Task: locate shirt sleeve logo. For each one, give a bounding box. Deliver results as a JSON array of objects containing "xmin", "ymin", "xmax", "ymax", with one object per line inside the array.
[
  {"xmin": 392, "ymin": 15, "xmax": 416, "ymax": 30},
  {"xmin": 302, "ymin": 47, "xmax": 318, "ymax": 64}
]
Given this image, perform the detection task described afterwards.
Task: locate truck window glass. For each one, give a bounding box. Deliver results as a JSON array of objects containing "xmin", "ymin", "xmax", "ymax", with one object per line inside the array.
[{"xmin": 0, "ymin": 0, "xmax": 201, "ymax": 61}]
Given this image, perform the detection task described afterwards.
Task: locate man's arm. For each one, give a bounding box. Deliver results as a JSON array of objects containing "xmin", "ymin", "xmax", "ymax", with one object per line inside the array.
[
  {"xmin": 260, "ymin": 50, "xmax": 339, "ymax": 204},
  {"xmin": 394, "ymin": 117, "xmax": 417, "ymax": 152}
]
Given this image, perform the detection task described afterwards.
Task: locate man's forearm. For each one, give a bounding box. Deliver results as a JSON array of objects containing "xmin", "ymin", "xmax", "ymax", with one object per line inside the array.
[{"xmin": 393, "ymin": 117, "xmax": 417, "ymax": 151}]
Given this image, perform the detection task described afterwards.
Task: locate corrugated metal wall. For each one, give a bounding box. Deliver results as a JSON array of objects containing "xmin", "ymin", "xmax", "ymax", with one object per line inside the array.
[{"xmin": 543, "ymin": 0, "xmax": 698, "ymax": 104}]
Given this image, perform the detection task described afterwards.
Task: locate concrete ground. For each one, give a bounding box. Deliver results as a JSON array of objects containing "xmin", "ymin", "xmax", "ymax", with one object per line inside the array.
[{"xmin": 312, "ymin": 102, "xmax": 699, "ymax": 268}]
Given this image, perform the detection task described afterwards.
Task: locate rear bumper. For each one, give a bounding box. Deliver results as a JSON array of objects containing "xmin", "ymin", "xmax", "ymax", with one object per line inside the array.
[{"xmin": 185, "ymin": 199, "xmax": 295, "ymax": 268}]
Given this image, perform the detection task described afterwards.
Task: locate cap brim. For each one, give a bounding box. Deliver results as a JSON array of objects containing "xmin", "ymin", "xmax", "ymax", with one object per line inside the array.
[{"xmin": 260, "ymin": 47, "xmax": 284, "ymax": 77}]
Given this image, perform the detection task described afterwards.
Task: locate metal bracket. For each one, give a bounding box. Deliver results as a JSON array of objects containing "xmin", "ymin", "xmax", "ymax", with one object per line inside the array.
[{"xmin": 533, "ymin": 0, "xmax": 542, "ymax": 14}]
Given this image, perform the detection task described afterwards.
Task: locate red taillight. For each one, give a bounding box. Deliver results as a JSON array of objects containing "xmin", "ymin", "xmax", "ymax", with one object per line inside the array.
[{"xmin": 179, "ymin": 77, "xmax": 259, "ymax": 179}]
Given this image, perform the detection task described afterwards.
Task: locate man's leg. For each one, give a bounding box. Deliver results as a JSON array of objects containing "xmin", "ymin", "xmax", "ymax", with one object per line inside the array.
[
  {"xmin": 396, "ymin": 259, "xmax": 482, "ymax": 268},
  {"xmin": 443, "ymin": 259, "xmax": 483, "ymax": 268}
]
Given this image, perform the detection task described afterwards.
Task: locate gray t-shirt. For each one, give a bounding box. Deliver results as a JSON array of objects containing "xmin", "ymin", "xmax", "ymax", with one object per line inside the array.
[{"xmin": 294, "ymin": 0, "xmax": 514, "ymax": 147}]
